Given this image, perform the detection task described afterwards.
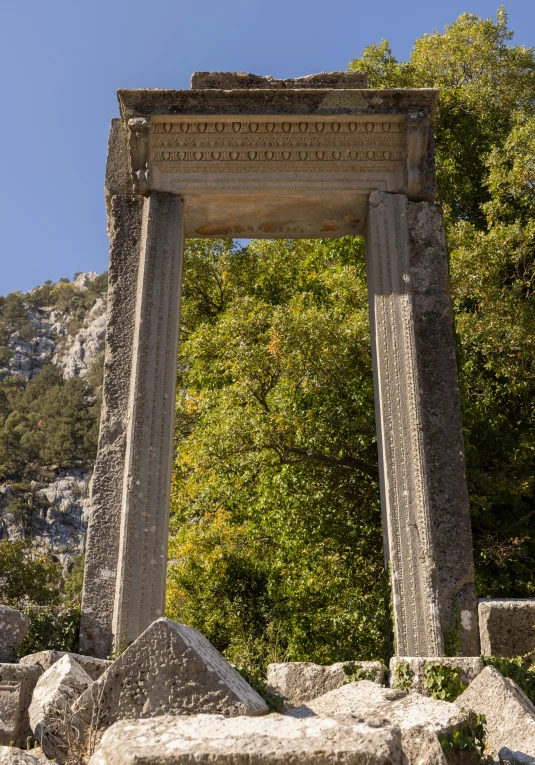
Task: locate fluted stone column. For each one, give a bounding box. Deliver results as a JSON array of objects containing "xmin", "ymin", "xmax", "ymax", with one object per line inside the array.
[
  {"xmin": 80, "ymin": 192, "xmax": 184, "ymax": 657},
  {"xmin": 366, "ymin": 191, "xmax": 479, "ymax": 657}
]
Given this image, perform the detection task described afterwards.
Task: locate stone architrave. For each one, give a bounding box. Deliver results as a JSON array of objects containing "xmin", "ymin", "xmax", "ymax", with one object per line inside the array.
[
  {"xmin": 81, "ymin": 72, "xmax": 479, "ymax": 658},
  {"xmin": 89, "ymin": 714, "xmax": 403, "ymax": 765},
  {"xmin": 80, "ymin": 194, "xmax": 184, "ymax": 656},
  {"xmin": 366, "ymin": 192, "xmax": 478, "ymax": 656}
]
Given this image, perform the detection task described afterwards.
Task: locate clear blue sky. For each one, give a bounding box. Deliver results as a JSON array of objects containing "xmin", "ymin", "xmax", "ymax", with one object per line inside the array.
[{"xmin": 1, "ymin": 0, "xmax": 534, "ymax": 295}]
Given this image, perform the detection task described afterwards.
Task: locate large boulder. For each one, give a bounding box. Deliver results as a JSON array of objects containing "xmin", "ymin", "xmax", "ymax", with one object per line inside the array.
[
  {"xmin": 0, "ymin": 747, "xmax": 47, "ymax": 765},
  {"xmin": 455, "ymin": 665, "xmax": 535, "ymax": 763},
  {"xmin": 0, "ymin": 665, "xmax": 42, "ymax": 748},
  {"xmin": 478, "ymin": 599, "xmax": 535, "ymax": 659},
  {"xmin": 287, "ymin": 681, "xmax": 473, "ymax": 764},
  {"xmin": 267, "ymin": 660, "xmax": 386, "ymax": 709},
  {"xmin": 28, "ymin": 654, "xmax": 92, "ymax": 763},
  {"xmin": 389, "ymin": 657, "xmax": 484, "ymax": 697},
  {"xmin": 73, "ymin": 618, "xmax": 268, "ymax": 743},
  {"xmin": 89, "ymin": 713, "xmax": 403, "ymax": 765},
  {"xmin": 20, "ymin": 651, "xmax": 110, "ymax": 682},
  {"xmin": 0, "ymin": 608, "xmax": 30, "ymax": 663}
]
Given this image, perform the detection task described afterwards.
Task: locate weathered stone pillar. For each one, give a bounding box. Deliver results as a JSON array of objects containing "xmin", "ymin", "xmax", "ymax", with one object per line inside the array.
[
  {"xmin": 80, "ymin": 192, "xmax": 184, "ymax": 657},
  {"xmin": 366, "ymin": 191, "xmax": 479, "ymax": 657}
]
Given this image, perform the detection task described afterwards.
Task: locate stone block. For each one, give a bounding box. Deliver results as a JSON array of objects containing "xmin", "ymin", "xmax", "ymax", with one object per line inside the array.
[
  {"xmin": 28, "ymin": 654, "xmax": 92, "ymax": 763},
  {"xmin": 455, "ymin": 665, "xmax": 535, "ymax": 763},
  {"xmin": 479, "ymin": 600, "xmax": 535, "ymax": 658},
  {"xmin": 389, "ymin": 657, "xmax": 484, "ymax": 696},
  {"xmin": 0, "ymin": 747, "xmax": 47, "ymax": 765},
  {"xmin": 0, "ymin": 608, "xmax": 30, "ymax": 663},
  {"xmin": 288, "ymin": 681, "xmax": 471, "ymax": 764},
  {"xmin": 20, "ymin": 652, "xmax": 110, "ymax": 682},
  {"xmin": 89, "ymin": 713, "xmax": 403, "ymax": 765},
  {"xmin": 74, "ymin": 618, "xmax": 267, "ymax": 741},
  {"xmin": 190, "ymin": 71, "xmax": 369, "ymax": 89},
  {"xmin": 267, "ymin": 660, "xmax": 386, "ymax": 709},
  {"xmin": 400, "ymin": 726, "xmax": 447, "ymax": 765},
  {"xmin": 0, "ymin": 664, "xmax": 42, "ymax": 747}
]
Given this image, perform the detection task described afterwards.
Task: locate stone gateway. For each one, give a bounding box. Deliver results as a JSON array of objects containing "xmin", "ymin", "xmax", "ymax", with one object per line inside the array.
[{"xmin": 80, "ymin": 72, "xmax": 479, "ymax": 659}]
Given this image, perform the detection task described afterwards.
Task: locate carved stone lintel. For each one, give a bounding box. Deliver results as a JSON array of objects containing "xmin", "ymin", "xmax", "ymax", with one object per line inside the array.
[{"xmin": 366, "ymin": 191, "xmax": 479, "ymax": 656}]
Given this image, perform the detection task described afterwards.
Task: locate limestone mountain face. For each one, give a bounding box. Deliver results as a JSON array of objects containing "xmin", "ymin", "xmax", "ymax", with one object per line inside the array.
[{"xmin": 0, "ymin": 273, "xmax": 107, "ymax": 570}]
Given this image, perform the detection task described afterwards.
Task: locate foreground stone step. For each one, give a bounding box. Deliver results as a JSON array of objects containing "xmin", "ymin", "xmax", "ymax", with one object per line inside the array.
[
  {"xmin": 20, "ymin": 651, "xmax": 110, "ymax": 682},
  {"xmin": 0, "ymin": 747, "xmax": 47, "ymax": 765},
  {"xmin": 0, "ymin": 665, "xmax": 42, "ymax": 748},
  {"xmin": 287, "ymin": 680, "xmax": 472, "ymax": 764},
  {"xmin": 267, "ymin": 660, "xmax": 387, "ymax": 710},
  {"xmin": 89, "ymin": 713, "xmax": 403, "ymax": 765},
  {"xmin": 0, "ymin": 608, "xmax": 30, "ymax": 663},
  {"xmin": 73, "ymin": 618, "xmax": 268, "ymax": 743},
  {"xmin": 389, "ymin": 657, "xmax": 484, "ymax": 697},
  {"xmin": 478, "ymin": 599, "xmax": 535, "ymax": 658},
  {"xmin": 455, "ymin": 665, "xmax": 535, "ymax": 763},
  {"xmin": 29, "ymin": 654, "xmax": 92, "ymax": 764}
]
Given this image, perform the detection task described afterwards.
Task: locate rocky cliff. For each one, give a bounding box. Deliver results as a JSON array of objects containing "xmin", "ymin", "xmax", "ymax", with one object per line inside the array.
[{"xmin": 0, "ymin": 273, "xmax": 107, "ymax": 570}]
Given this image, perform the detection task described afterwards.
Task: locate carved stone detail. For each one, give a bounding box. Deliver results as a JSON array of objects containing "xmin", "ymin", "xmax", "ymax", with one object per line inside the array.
[
  {"xmin": 366, "ymin": 192, "xmax": 478, "ymax": 656},
  {"xmin": 150, "ymin": 118, "xmax": 406, "ymax": 176},
  {"xmin": 111, "ymin": 193, "xmax": 184, "ymax": 648},
  {"xmin": 128, "ymin": 118, "xmax": 150, "ymax": 194}
]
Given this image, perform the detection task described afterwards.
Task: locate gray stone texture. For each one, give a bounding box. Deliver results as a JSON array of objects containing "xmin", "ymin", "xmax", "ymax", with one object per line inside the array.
[
  {"xmin": 73, "ymin": 618, "xmax": 268, "ymax": 742},
  {"xmin": 20, "ymin": 652, "xmax": 110, "ymax": 682},
  {"xmin": 400, "ymin": 726, "xmax": 447, "ymax": 765},
  {"xmin": 455, "ymin": 666, "xmax": 535, "ymax": 763},
  {"xmin": 118, "ymin": 86, "xmax": 438, "ymax": 120},
  {"xmin": 366, "ymin": 192, "xmax": 478, "ymax": 656},
  {"xmin": 0, "ymin": 748, "xmax": 47, "ymax": 765},
  {"xmin": 288, "ymin": 681, "xmax": 466, "ymax": 739},
  {"xmin": 479, "ymin": 599, "xmax": 535, "ymax": 658},
  {"xmin": 89, "ymin": 714, "xmax": 403, "ymax": 765},
  {"xmin": 81, "ymin": 194, "xmax": 184, "ymax": 656},
  {"xmin": 0, "ymin": 664, "xmax": 42, "ymax": 748},
  {"xmin": 267, "ymin": 661, "xmax": 386, "ymax": 710},
  {"xmin": 111, "ymin": 193, "xmax": 184, "ymax": 647},
  {"xmin": 287, "ymin": 681, "xmax": 467, "ymax": 764},
  {"xmin": 0, "ymin": 608, "xmax": 29, "ymax": 663},
  {"xmin": 190, "ymin": 71, "xmax": 369, "ymax": 89},
  {"xmin": 80, "ymin": 195, "xmax": 144, "ymax": 658},
  {"xmin": 28, "ymin": 654, "xmax": 92, "ymax": 763},
  {"xmin": 389, "ymin": 657, "xmax": 484, "ymax": 696}
]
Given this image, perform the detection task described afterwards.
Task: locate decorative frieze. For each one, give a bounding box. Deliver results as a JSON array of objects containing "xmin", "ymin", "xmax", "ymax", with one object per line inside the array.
[{"xmin": 149, "ymin": 118, "xmax": 407, "ymax": 177}]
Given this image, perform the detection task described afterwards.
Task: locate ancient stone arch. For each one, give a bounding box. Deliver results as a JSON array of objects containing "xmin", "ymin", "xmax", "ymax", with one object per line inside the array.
[{"xmin": 80, "ymin": 72, "xmax": 479, "ymax": 659}]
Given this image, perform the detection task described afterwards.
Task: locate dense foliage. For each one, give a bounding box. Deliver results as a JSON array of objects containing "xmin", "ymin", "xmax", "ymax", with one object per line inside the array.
[
  {"xmin": 167, "ymin": 238, "xmax": 392, "ymax": 668},
  {"xmin": 167, "ymin": 8, "xmax": 535, "ymax": 674}
]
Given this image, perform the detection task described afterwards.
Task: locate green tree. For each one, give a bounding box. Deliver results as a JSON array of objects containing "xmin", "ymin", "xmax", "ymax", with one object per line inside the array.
[
  {"xmin": 349, "ymin": 8, "xmax": 535, "ymax": 226},
  {"xmin": 167, "ymin": 238, "xmax": 392, "ymax": 670}
]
